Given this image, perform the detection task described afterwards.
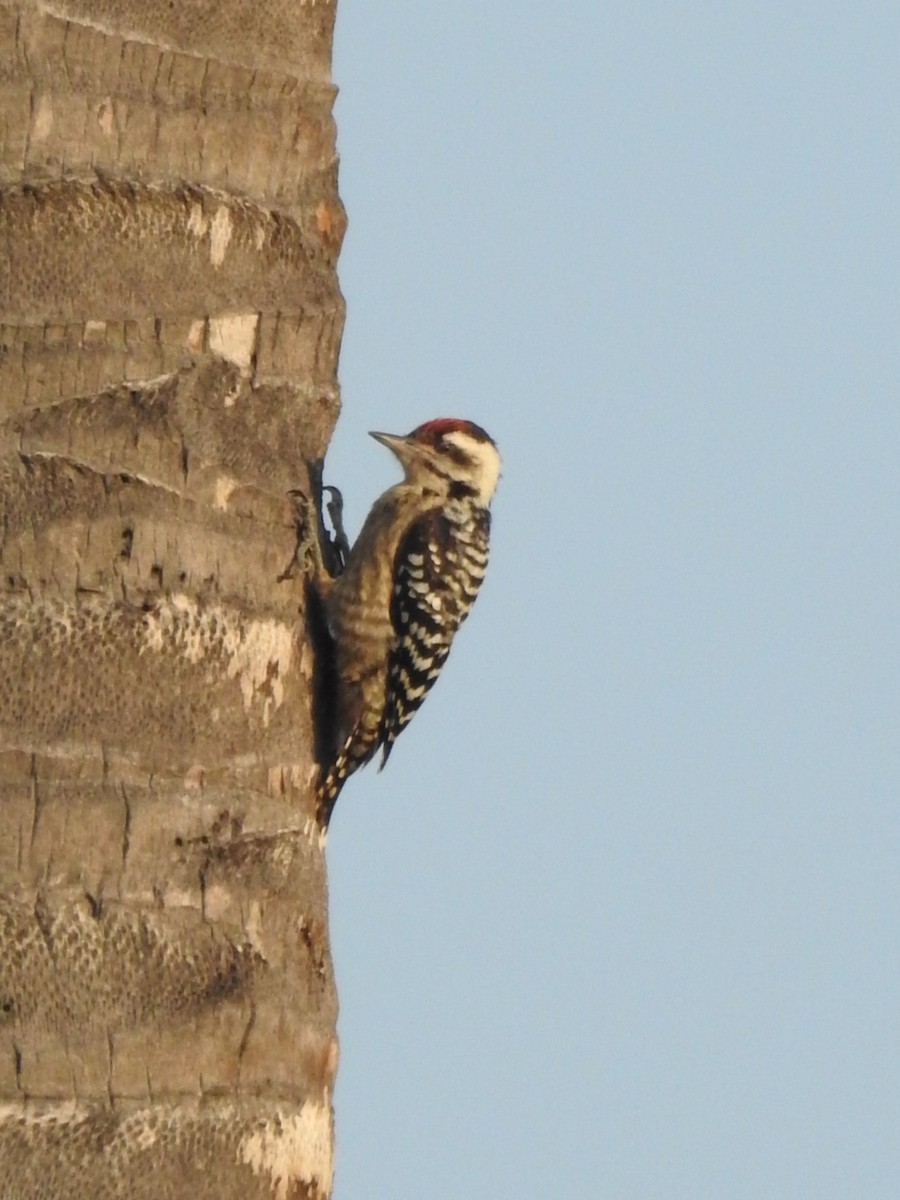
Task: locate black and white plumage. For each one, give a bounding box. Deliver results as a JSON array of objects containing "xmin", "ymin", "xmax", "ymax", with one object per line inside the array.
[{"xmin": 316, "ymin": 419, "xmax": 500, "ymax": 827}]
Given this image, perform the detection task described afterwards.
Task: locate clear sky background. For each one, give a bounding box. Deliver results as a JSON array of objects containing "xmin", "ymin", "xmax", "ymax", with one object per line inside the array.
[{"xmin": 326, "ymin": 5, "xmax": 900, "ymax": 1197}]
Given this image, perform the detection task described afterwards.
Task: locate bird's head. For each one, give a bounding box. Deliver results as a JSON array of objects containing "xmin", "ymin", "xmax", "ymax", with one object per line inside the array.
[{"xmin": 370, "ymin": 419, "xmax": 501, "ymax": 505}]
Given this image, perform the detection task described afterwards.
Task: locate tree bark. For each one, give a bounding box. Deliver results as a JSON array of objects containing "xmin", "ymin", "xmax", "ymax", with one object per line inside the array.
[{"xmin": 0, "ymin": 1, "xmax": 343, "ymax": 1196}]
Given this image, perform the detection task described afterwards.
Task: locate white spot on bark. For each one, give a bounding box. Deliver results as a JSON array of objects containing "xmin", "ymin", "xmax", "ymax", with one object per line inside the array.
[
  {"xmin": 244, "ymin": 899, "xmax": 264, "ymax": 949},
  {"xmin": 83, "ymin": 320, "xmax": 107, "ymax": 344},
  {"xmin": 141, "ymin": 597, "xmax": 294, "ymax": 725},
  {"xmin": 238, "ymin": 1098, "xmax": 333, "ymax": 1199},
  {"xmin": 325, "ymin": 1036, "xmax": 340, "ymax": 1080},
  {"xmin": 186, "ymin": 319, "xmax": 206, "ymax": 352},
  {"xmin": 209, "ymin": 206, "xmax": 233, "ymax": 267},
  {"xmin": 187, "ymin": 203, "xmax": 208, "ymax": 239},
  {"xmin": 160, "ymin": 885, "xmax": 195, "ymax": 910},
  {"xmin": 32, "ymin": 93, "xmax": 53, "ymax": 141},
  {"xmin": 186, "ymin": 203, "xmax": 234, "ymax": 267},
  {"xmin": 209, "ymin": 313, "xmax": 258, "ymax": 371},
  {"xmin": 202, "ymin": 883, "xmax": 232, "ymax": 924},
  {"xmin": 272, "ymin": 840, "xmax": 295, "ymax": 873},
  {"xmin": 131, "ymin": 1123, "xmax": 159, "ymax": 1151},
  {"xmin": 214, "ymin": 475, "xmax": 238, "ymax": 511},
  {"xmin": 224, "ymin": 618, "xmax": 293, "ymax": 724}
]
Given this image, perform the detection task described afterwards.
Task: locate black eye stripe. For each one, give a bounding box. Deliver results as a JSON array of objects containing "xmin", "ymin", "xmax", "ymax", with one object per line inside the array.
[{"xmin": 438, "ymin": 440, "xmax": 472, "ymax": 466}]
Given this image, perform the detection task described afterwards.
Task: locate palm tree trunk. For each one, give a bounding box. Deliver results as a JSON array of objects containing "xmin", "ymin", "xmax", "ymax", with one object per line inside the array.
[{"xmin": 0, "ymin": 2, "xmax": 343, "ymax": 1196}]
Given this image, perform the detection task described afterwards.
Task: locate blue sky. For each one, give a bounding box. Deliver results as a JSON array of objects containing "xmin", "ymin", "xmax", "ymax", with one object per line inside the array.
[{"xmin": 326, "ymin": 5, "xmax": 900, "ymax": 1197}]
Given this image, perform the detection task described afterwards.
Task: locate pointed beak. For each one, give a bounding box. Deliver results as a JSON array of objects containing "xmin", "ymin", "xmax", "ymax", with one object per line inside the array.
[
  {"xmin": 369, "ymin": 430, "xmax": 424, "ymax": 470},
  {"xmin": 370, "ymin": 430, "xmax": 440, "ymax": 477},
  {"xmin": 368, "ymin": 430, "xmax": 405, "ymax": 450}
]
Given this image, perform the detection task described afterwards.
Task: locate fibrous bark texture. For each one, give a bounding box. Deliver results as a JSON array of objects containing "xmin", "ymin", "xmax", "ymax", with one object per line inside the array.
[{"xmin": 0, "ymin": 1, "xmax": 344, "ymax": 1196}]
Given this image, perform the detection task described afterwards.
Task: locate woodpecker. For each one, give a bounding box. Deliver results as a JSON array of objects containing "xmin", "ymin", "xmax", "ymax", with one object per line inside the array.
[{"xmin": 315, "ymin": 418, "xmax": 501, "ymax": 827}]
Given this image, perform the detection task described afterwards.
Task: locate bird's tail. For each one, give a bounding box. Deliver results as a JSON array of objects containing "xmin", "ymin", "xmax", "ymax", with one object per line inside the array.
[{"xmin": 315, "ymin": 727, "xmax": 377, "ymax": 829}]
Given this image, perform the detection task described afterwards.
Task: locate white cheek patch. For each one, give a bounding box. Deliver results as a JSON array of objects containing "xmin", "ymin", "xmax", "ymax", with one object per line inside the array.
[{"xmin": 444, "ymin": 431, "xmax": 502, "ymax": 504}]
